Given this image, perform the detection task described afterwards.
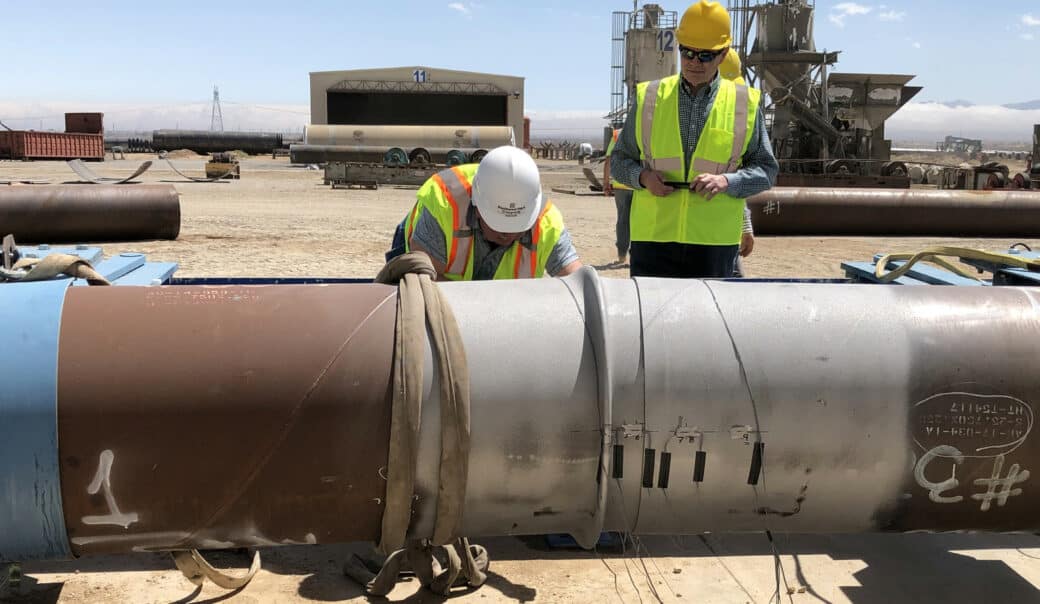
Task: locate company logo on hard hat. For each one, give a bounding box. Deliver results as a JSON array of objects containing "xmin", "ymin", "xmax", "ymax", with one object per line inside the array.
[{"xmin": 497, "ymin": 202, "xmax": 527, "ymax": 217}]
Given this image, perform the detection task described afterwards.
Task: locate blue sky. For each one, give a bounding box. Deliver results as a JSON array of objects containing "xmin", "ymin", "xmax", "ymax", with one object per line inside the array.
[
  {"xmin": 3, "ymin": 0, "xmax": 1038, "ymax": 109},
  {"xmin": 2, "ymin": 1, "xmax": 1039, "ymax": 140}
]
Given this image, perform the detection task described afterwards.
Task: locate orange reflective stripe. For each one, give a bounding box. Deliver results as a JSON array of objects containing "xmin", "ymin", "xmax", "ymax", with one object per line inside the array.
[
  {"xmin": 431, "ymin": 167, "xmax": 473, "ymax": 274},
  {"xmin": 451, "ymin": 165, "xmax": 473, "ymax": 197},
  {"xmin": 431, "ymin": 172, "xmax": 461, "ymax": 270},
  {"xmin": 405, "ymin": 201, "xmax": 422, "ymax": 243}
]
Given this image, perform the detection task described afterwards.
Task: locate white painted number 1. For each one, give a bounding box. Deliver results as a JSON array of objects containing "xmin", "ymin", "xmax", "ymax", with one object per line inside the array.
[
  {"xmin": 82, "ymin": 449, "xmax": 139, "ymax": 528},
  {"xmin": 413, "ymin": 69, "xmax": 427, "ymax": 83},
  {"xmin": 656, "ymin": 30, "xmax": 675, "ymax": 52}
]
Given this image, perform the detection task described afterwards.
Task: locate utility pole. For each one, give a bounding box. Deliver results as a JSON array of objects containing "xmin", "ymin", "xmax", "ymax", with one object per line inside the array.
[{"xmin": 210, "ymin": 86, "xmax": 224, "ymax": 132}]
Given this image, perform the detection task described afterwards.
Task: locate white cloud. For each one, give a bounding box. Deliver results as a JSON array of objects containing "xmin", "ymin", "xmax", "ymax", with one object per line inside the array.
[
  {"xmin": 1024, "ymin": 14, "xmax": 1040, "ymax": 26},
  {"xmin": 448, "ymin": 2, "xmax": 470, "ymax": 15},
  {"xmin": 835, "ymin": 2, "xmax": 872, "ymax": 15},
  {"xmin": 829, "ymin": 3, "xmax": 872, "ymax": 27},
  {"xmin": 912, "ymin": 41, "xmax": 922, "ymax": 48},
  {"xmin": 888, "ymin": 103, "xmax": 1040, "ymax": 143},
  {"xmin": 879, "ymin": 10, "xmax": 905, "ymax": 21},
  {"xmin": 1022, "ymin": 33, "xmax": 1036, "ymax": 41}
]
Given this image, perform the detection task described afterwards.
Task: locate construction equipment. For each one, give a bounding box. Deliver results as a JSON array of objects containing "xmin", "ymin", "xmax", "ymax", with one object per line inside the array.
[
  {"xmin": 937, "ymin": 135, "xmax": 983, "ymax": 155},
  {"xmin": 607, "ymin": 4, "xmax": 678, "ymax": 139},
  {"xmin": 727, "ymin": 0, "xmax": 919, "ymax": 187},
  {"xmin": 205, "ymin": 152, "xmax": 240, "ymax": 180},
  {"xmin": 323, "ymin": 161, "xmax": 439, "ymax": 189}
]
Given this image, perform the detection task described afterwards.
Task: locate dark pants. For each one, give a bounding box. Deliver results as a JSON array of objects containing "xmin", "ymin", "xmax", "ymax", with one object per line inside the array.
[
  {"xmin": 613, "ymin": 190, "xmax": 633, "ymax": 259},
  {"xmin": 385, "ymin": 218, "xmax": 407, "ymax": 262},
  {"xmin": 630, "ymin": 241, "xmax": 739, "ymax": 278}
]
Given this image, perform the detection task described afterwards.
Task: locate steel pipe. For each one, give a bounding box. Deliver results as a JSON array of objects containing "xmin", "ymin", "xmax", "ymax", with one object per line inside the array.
[
  {"xmin": 303, "ymin": 124, "xmax": 514, "ymax": 150},
  {"xmin": 152, "ymin": 130, "xmax": 282, "ymax": 155},
  {"xmin": 4, "ymin": 271, "xmax": 1040, "ymax": 561},
  {"xmin": 747, "ymin": 186, "xmax": 1040, "ymax": 236},
  {"xmin": 0, "ymin": 185, "xmax": 180, "ymax": 243},
  {"xmin": 290, "ymin": 144, "xmax": 488, "ymax": 165}
]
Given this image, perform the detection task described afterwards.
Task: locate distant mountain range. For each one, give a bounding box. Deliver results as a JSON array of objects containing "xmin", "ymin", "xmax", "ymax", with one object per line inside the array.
[{"xmin": 925, "ymin": 99, "xmax": 1040, "ymax": 110}]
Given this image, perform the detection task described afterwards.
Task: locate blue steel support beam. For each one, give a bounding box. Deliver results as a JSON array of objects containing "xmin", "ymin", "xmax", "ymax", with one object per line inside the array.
[{"xmin": 0, "ymin": 280, "xmax": 73, "ymax": 561}]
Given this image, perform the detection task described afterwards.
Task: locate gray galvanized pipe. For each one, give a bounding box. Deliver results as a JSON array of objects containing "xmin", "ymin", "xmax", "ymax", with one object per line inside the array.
[
  {"xmin": 0, "ymin": 185, "xmax": 180, "ymax": 243},
  {"xmin": 5, "ymin": 271, "xmax": 1040, "ymax": 560},
  {"xmin": 303, "ymin": 124, "xmax": 514, "ymax": 149},
  {"xmin": 747, "ymin": 186, "xmax": 1040, "ymax": 236}
]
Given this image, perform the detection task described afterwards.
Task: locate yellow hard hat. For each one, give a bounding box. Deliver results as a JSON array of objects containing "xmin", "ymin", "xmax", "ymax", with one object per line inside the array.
[
  {"xmin": 719, "ymin": 48, "xmax": 744, "ymax": 83},
  {"xmin": 677, "ymin": 1, "xmax": 732, "ymax": 50}
]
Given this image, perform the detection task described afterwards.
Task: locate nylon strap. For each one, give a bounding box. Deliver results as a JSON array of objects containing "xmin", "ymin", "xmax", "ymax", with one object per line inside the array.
[{"xmin": 364, "ymin": 252, "xmax": 487, "ymax": 596}]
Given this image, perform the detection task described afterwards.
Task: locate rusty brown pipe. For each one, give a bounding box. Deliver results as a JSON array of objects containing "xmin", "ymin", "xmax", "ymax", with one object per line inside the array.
[
  {"xmin": 57, "ymin": 284, "xmax": 396, "ymax": 556},
  {"xmin": 747, "ymin": 186, "xmax": 1040, "ymax": 236},
  {"xmin": 0, "ymin": 185, "xmax": 180, "ymax": 243}
]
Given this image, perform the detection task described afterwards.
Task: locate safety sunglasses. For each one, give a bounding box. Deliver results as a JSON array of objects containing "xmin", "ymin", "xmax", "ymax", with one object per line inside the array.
[{"xmin": 678, "ymin": 46, "xmax": 725, "ymax": 63}]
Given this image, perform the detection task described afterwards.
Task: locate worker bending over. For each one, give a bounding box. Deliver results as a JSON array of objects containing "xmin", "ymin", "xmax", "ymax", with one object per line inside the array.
[
  {"xmin": 610, "ymin": 0, "xmax": 777, "ymax": 278},
  {"xmin": 388, "ymin": 146, "xmax": 582, "ymax": 280}
]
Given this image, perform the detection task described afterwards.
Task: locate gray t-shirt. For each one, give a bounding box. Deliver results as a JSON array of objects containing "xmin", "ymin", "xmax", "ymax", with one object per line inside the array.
[{"xmin": 411, "ymin": 205, "xmax": 579, "ymax": 279}]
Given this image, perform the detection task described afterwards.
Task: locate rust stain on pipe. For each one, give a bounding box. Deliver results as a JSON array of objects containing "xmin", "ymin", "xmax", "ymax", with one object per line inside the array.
[
  {"xmin": 748, "ymin": 186, "xmax": 1040, "ymax": 236},
  {"xmin": 0, "ymin": 185, "xmax": 180, "ymax": 243},
  {"xmin": 56, "ymin": 284, "xmax": 396, "ymax": 555}
]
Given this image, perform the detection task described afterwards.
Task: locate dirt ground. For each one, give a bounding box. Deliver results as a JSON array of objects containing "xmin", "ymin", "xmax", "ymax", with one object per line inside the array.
[
  {"xmin": 3, "ymin": 155, "xmax": 1040, "ymax": 604},
  {"xmin": 0, "ymin": 154, "xmax": 1033, "ymax": 281}
]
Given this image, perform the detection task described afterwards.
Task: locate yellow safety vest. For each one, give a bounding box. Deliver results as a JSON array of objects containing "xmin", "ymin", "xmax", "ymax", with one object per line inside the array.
[
  {"xmin": 404, "ymin": 164, "xmax": 565, "ymax": 280},
  {"xmin": 605, "ymin": 129, "xmax": 627, "ymax": 190},
  {"xmin": 632, "ymin": 75, "xmax": 759, "ymax": 245}
]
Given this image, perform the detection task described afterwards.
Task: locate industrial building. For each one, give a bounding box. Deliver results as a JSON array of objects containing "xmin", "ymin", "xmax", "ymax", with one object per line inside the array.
[{"xmin": 308, "ymin": 66, "xmax": 525, "ymax": 146}]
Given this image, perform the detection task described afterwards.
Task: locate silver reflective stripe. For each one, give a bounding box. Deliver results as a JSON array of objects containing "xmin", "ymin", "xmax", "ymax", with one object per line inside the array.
[
  {"xmin": 641, "ymin": 80, "xmax": 661, "ymax": 167},
  {"xmin": 516, "ymin": 247, "xmax": 535, "ymax": 278},
  {"xmin": 727, "ymin": 84, "xmax": 750, "ymax": 172},
  {"xmin": 651, "ymin": 157, "xmax": 683, "ymax": 172},
  {"xmin": 437, "ymin": 167, "xmax": 474, "ymax": 277},
  {"xmin": 437, "ymin": 167, "xmax": 472, "ymax": 210},
  {"xmin": 692, "ymin": 157, "xmax": 727, "ymax": 174},
  {"xmin": 448, "ymin": 236, "xmax": 472, "ymax": 276}
]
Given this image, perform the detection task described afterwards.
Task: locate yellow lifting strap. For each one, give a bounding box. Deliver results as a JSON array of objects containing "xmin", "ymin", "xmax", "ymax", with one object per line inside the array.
[{"xmin": 874, "ymin": 246, "xmax": 1040, "ymax": 283}]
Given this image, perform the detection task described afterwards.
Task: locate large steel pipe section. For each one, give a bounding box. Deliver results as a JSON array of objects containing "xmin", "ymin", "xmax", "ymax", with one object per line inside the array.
[
  {"xmin": 748, "ymin": 186, "xmax": 1040, "ymax": 236},
  {"xmin": 4, "ymin": 273, "xmax": 1040, "ymax": 561},
  {"xmin": 303, "ymin": 125, "xmax": 515, "ymax": 149},
  {"xmin": 0, "ymin": 185, "xmax": 180, "ymax": 243},
  {"xmin": 152, "ymin": 130, "xmax": 283, "ymax": 155}
]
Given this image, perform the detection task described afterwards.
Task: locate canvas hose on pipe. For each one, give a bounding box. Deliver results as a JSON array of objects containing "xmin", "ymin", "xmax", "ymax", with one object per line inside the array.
[{"xmin": 348, "ymin": 252, "xmax": 487, "ymax": 596}]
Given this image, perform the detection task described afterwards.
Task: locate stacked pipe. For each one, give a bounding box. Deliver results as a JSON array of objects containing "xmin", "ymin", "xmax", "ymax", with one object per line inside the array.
[
  {"xmin": 0, "ymin": 185, "xmax": 180, "ymax": 243},
  {"xmin": 152, "ymin": 130, "xmax": 282, "ymax": 155},
  {"xmin": 290, "ymin": 124, "xmax": 513, "ymax": 165},
  {"xmin": 4, "ymin": 270, "xmax": 1040, "ymax": 562}
]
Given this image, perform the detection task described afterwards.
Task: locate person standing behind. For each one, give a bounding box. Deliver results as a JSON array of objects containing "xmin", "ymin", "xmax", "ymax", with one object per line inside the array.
[
  {"xmin": 602, "ymin": 129, "xmax": 633, "ymax": 266},
  {"xmin": 610, "ymin": 0, "xmax": 777, "ymax": 278}
]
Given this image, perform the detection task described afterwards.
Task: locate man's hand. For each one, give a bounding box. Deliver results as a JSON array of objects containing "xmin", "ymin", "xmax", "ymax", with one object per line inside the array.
[
  {"xmin": 739, "ymin": 232, "xmax": 754, "ymax": 257},
  {"xmin": 603, "ymin": 183, "xmax": 614, "ymax": 196},
  {"xmin": 691, "ymin": 173, "xmax": 729, "ymax": 200},
  {"xmin": 639, "ymin": 169, "xmax": 675, "ymax": 197}
]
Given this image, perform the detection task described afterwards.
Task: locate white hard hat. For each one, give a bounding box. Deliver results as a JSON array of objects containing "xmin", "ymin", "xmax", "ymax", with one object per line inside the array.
[{"xmin": 472, "ymin": 146, "xmax": 543, "ymax": 233}]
